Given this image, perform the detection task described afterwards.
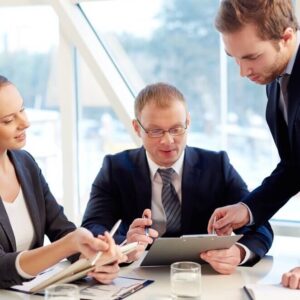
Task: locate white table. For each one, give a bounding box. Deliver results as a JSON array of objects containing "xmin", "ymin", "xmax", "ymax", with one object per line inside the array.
[{"xmin": 1, "ymin": 235, "xmax": 300, "ymax": 299}]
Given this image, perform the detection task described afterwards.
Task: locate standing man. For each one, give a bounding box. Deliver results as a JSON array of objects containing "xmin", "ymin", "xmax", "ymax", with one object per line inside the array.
[
  {"xmin": 208, "ymin": 0, "xmax": 300, "ymax": 289},
  {"xmin": 82, "ymin": 82, "xmax": 273, "ymax": 275}
]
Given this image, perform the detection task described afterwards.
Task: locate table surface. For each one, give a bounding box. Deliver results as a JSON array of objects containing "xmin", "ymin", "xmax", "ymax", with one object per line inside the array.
[{"xmin": 1, "ymin": 235, "xmax": 300, "ymax": 299}]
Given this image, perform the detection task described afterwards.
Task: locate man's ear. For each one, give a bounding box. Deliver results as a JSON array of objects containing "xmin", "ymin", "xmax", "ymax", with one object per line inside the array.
[
  {"xmin": 186, "ymin": 112, "xmax": 191, "ymax": 128},
  {"xmin": 281, "ymin": 27, "xmax": 294, "ymax": 45},
  {"xmin": 132, "ymin": 119, "xmax": 141, "ymax": 137}
]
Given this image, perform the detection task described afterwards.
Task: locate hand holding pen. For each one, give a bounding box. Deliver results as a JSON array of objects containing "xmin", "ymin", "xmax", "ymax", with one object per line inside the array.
[
  {"xmin": 142, "ymin": 209, "xmax": 151, "ymax": 237},
  {"xmin": 211, "ymin": 216, "xmax": 217, "ymax": 235},
  {"xmin": 125, "ymin": 209, "xmax": 158, "ymax": 262},
  {"xmin": 88, "ymin": 220, "xmax": 127, "ymax": 284},
  {"xmin": 91, "ymin": 219, "xmax": 122, "ymax": 265}
]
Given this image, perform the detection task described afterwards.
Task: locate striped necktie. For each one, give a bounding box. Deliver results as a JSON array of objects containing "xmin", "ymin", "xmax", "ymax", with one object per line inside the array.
[{"xmin": 158, "ymin": 168, "xmax": 181, "ymax": 234}]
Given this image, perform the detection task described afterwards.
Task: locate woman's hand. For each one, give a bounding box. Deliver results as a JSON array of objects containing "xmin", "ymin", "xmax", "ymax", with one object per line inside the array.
[
  {"xmin": 88, "ymin": 232, "xmax": 127, "ymax": 284},
  {"xmin": 69, "ymin": 227, "xmax": 109, "ymax": 259}
]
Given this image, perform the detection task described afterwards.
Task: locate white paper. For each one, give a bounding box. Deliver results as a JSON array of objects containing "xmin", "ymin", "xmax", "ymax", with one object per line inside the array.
[
  {"xmin": 11, "ymin": 264, "xmax": 67, "ymax": 292},
  {"xmin": 77, "ymin": 276, "xmax": 149, "ymax": 300},
  {"xmin": 245, "ymin": 283, "xmax": 300, "ymax": 300}
]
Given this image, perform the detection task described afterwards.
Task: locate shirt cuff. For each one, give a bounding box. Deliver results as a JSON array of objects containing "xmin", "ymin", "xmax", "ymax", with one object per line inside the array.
[
  {"xmin": 236, "ymin": 242, "xmax": 255, "ymax": 265},
  {"xmin": 15, "ymin": 251, "xmax": 35, "ymax": 279},
  {"xmin": 239, "ymin": 202, "xmax": 254, "ymax": 225}
]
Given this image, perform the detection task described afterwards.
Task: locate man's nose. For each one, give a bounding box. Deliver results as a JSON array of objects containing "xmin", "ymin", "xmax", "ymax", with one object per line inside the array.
[
  {"xmin": 237, "ymin": 59, "xmax": 251, "ymax": 78},
  {"xmin": 160, "ymin": 131, "xmax": 174, "ymax": 144}
]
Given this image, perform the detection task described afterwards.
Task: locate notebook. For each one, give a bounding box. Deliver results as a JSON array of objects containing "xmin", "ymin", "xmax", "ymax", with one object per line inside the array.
[{"xmin": 11, "ymin": 242, "xmax": 138, "ymax": 293}]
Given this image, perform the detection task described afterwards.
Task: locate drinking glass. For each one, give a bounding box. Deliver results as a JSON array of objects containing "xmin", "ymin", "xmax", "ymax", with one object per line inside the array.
[
  {"xmin": 44, "ymin": 283, "xmax": 79, "ymax": 300},
  {"xmin": 170, "ymin": 261, "xmax": 201, "ymax": 299}
]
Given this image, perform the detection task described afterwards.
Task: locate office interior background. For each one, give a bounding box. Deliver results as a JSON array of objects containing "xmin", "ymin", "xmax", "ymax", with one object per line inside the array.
[{"xmin": 0, "ymin": 0, "xmax": 299, "ymax": 236}]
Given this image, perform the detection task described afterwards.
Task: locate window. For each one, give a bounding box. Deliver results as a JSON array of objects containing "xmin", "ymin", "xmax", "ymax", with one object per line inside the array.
[
  {"xmin": 1, "ymin": 0, "xmax": 299, "ymax": 227},
  {"xmin": 75, "ymin": 54, "xmax": 135, "ymax": 212},
  {"xmin": 0, "ymin": 5, "xmax": 63, "ymax": 201},
  {"xmin": 80, "ymin": 0, "xmax": 299, "ymax": 223}
]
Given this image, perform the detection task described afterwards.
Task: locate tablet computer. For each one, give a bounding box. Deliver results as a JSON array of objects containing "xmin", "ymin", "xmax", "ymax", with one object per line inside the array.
[{"xmin": 140, "ymin": 234, "xmax": 243, "ymax": 266}]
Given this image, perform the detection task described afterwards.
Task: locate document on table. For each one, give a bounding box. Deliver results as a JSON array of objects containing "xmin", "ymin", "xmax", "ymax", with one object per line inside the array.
[
  {"xmin": 75, "ymin": 276, "xmax": 153, "ymax": 300},
  {"xmin": 9, "ymin": 241, "xmax": 138, "ymax": 293},
  {"xmin": 10, "ymin": 264, "xmax": 154, "ymax": 299},
  {"xmin": 244, "ymin": 283, "xmax": 300, "ymax": 300}
]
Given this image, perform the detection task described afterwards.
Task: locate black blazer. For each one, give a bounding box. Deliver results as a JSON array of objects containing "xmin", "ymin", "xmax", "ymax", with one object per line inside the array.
[
  {"xmin": 242, "ymin": 46, "xmax": 300, "ymax": 224},
  {"xmin": 0, "ymin": 150, "xmax": 76, "ymax": 288},
  {"xmin": 82, "ymin": 146, "xmax": 273, "ymax": 266}
]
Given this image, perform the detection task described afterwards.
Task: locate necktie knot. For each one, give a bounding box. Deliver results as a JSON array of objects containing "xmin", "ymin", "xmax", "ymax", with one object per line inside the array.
[{"xmin": 158, "ymin": 168, "xmax": 175, "ymax": 185}]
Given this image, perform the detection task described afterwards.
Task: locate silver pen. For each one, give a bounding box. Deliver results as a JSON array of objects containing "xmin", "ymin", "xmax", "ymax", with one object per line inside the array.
[
  {"xmin": 143, "ymin": 214, "xmax": 150, "ymax": 237},
  {"xmin": 211, "ymin": 216, "xmax": 217, "ymax": 235}
]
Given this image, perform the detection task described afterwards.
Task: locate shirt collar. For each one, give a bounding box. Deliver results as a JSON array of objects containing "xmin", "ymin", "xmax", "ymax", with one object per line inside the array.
[
  {"xmin": 283, "ymin": 30, "xmax": 300, "ymax": 75},
  {"xmin": 146, "ymin": 149, "xmax": 185, "ymax": 180}
]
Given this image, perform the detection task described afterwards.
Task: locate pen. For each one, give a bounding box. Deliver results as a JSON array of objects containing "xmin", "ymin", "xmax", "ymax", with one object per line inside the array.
[
  {"xmin": 109, "ymin": 219, "xmax": 122, "ymax": 237},
  {"xmin": 117, "ymin": 284, "xmax": 144, "ymax": 299},
  {"xmin": 91, "ymin": 219, "xmax": 122, "ymax": 265},
  {"xmin": 143, "ymin": 214, "xmax": 150, "ymax": 237},
  {"xmin": 212, "ymin": 216, "xmax": 217, "ymax": 235}
]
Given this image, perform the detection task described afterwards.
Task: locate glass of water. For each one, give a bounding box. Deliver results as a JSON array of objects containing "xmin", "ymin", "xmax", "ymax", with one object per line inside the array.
[
  {"xmin": 44, "ymin": 284, "xmax": 79, "ymax": 300},
  {"xmin": 171, "ymin": 261, "xmax": 201, "ymax": 299}
]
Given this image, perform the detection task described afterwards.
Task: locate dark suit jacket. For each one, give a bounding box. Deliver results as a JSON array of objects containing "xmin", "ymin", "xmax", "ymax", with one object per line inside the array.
[
  {"xmin": 0, "ymin": 150, "xmax": 76, "ymax": 288},
  {"xmin": 82, "ymin": 146, "xmax": 273, "ymax": 266},
  {"xmin": 242, "ymin": 46, "xmax": 300, "ymax": 224}
]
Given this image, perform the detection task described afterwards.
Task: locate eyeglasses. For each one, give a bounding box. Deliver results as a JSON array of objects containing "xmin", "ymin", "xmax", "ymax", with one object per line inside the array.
[{"xmin": 136, "ymin": 118, "xmax": 187, "ymax": 138}]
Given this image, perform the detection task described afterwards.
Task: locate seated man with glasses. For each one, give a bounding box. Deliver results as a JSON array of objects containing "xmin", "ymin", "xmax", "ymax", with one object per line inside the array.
[{"xmin": 82, "ymin": 82, "xmax": 273, "ymax": 274}]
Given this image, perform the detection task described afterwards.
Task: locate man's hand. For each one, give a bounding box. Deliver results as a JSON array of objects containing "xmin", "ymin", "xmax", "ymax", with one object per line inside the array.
[
  {"xmin": 126, "ymin": 209, "xmax": 159, "ymax": 262},
  {"xmin": 200, "ymin": 244, "xmax": 246, "ymax": 274},
  {"xmin": 282, "ymin": 267, "xmax": 300, "ymax": 289},
  {"xmin": 207, "ymin": 203, "xmax": 250, "ymax": 235}
]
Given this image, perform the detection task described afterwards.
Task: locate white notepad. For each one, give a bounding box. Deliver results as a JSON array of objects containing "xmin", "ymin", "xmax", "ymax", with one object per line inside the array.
[{"xmin": 244, "ymin": 283, "xmax": 300, "ymax": 300}]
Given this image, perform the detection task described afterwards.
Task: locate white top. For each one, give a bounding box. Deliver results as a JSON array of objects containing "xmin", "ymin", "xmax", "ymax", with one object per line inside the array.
[
  {"xmin": 145, "ymin": 150, "xmax": 252, "ymax": 264},
  {"xmin": 2, "ymin": 188, "xmax": 36, "ymax": 278},
  {"xmin": 2, "ymin": 189, "xmax": 35, "ymax": 251}
]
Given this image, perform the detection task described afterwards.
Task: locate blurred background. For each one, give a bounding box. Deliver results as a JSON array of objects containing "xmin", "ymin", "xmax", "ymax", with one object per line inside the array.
[{"xmin": 0, "ymin": 0, "xmax": 299, "ymax": 235}]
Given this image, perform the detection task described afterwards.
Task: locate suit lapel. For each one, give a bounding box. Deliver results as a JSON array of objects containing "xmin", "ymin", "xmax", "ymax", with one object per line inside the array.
[
  {"xmin": 181, "ymin": 147, "xmax": 203, "ymax": 233},
  {"xmin": 0, "ymin": 198, "xmax": 16, "ymax": 251},
  {"xmin": 9, "ymin": 151, "xmax": 42, "ymax": 245},
  {"xmin": 287, "ymin": 47, "xmax": 300, "ymax": 148},
  {"xmin": 130, "ymin": 148, "xmax": 152, "ymax": 216},
  {"xmin": 266, "ymin": 76, "xmax": 292, "ymax": 161}
]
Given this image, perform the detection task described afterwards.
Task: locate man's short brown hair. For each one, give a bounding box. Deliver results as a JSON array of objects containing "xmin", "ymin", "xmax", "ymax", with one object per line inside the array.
[
  {"xmin": 215, "ymin": 0, "xmax": 299, "ymax": 40},
  {"xmin": 134, "ymin": 82, "xmax": 187, "ymax": 118}
]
